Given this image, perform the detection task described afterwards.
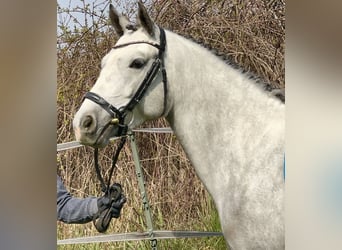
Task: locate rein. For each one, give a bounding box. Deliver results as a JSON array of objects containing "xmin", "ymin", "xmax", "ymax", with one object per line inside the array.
[{"xmin": 82, "ymin": 27, "xmax": 167, "ymax": 233}]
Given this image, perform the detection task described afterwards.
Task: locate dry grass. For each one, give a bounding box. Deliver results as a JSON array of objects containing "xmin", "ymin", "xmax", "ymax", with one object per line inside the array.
[{"xmin": 57, "ymin": 0, "xmax": 284, "ymax": 249}]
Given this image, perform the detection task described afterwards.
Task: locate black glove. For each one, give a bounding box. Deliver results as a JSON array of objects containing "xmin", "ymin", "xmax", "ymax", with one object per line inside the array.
[
  {"xmin": 97, "ymin": 188, "xmax": 126, "ymax": 218},
  {"xmin": 94, "ymin": 183, "xmax": 127, "ymax": 232}
]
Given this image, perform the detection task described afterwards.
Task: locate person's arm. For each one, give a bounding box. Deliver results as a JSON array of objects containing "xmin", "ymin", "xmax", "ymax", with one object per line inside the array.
[{"xmin": 57, "ymin": 176, "xmax": 98, "ymax": 224}]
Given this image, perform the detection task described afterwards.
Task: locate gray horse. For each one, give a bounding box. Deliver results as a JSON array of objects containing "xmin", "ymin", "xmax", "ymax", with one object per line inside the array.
[{"xmin": 73, "ymin": 2, "xmax": 285, "ymax": 249}]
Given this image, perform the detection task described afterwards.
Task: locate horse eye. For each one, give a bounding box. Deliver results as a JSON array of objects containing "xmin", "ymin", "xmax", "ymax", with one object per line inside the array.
[{"xmin": 129, "ymin": 58, "xmax": 146, "ymax": 69}]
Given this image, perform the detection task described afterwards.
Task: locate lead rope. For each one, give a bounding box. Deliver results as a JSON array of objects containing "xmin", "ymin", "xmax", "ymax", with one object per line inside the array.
[{"xmin": 92, "ymin": 126, "xmax": 128, "ymax": 232}]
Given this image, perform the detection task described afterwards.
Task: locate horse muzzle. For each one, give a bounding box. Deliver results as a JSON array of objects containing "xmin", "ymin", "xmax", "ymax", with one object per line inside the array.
[{"xmin": 73, "ymin": 111, "xmax": 120, "ymax": 148}]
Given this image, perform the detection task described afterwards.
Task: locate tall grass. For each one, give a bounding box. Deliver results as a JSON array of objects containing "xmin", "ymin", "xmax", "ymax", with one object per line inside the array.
[{"xmin": 57, "ymin": 0, "xmax": 284, "ymax": 249}]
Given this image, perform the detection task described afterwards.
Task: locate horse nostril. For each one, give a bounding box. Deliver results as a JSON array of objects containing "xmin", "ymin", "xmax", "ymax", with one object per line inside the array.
[{"xmin": 81, "ymin": 115, "xmax": 95, "ymax": 131}]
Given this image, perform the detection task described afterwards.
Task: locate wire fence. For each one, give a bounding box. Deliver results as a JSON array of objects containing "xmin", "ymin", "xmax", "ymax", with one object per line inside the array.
[{"xmin": 57, "ymin": 128, "xmax": 223, "ymax": 248}]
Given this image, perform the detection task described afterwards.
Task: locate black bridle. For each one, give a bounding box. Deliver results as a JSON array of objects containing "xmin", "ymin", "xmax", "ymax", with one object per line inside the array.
[
  {"xmin": 82, "ymin": 27, "xmax": 167, "ymax": 233},
  {"xmin": 83, "ymin": 27, "xmax": 167, "ymax": 138}
]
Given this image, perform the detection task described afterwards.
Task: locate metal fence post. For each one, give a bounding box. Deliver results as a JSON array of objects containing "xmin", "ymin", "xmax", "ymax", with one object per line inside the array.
[{"xmin": 128, "ymin": 132, "xmax": 157, "ymax": 250}]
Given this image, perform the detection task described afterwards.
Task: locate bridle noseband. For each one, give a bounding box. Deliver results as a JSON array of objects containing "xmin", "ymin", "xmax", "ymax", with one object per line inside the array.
[{"xmin": 83, "ymin": 27, "xmax": 167, "ymax": 137}]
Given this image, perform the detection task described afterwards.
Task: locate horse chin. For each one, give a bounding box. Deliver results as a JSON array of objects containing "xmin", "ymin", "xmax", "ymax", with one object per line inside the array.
[
  {"xmin": 77, "ymin": 124, "xmax": 117, "ymax": 148},
  {"xmin": 93, "ymin": 125, "xmax": 119, "ymax": 148},
  {"xmin": 93, "ymin": 137, "xmax": 110, "ymax": 148}
]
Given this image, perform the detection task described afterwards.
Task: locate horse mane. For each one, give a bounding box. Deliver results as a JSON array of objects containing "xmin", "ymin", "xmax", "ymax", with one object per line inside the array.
[
  {"xmin": 179, "ymin": 33, "xmax": 285, "ymax": 103},
  {"xmin": 117, "ymin": 25, "xmax": 285, "ymax": 103}
]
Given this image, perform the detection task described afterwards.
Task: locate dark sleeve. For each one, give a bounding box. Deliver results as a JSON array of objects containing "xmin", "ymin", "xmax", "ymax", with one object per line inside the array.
[{"xmin": 57, "ymin": 176, "xmax": 98, "ymax": 224}]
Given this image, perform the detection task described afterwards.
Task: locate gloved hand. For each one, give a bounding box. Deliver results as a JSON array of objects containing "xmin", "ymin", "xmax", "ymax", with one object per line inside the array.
[
  {"xmin": 97, "ymin": 192, "xmax": 126, "ymax": 218},
  {"xmin": 97, "ymin": 183, "xmax": 127, "ymax": 219},
  {"xmin": 93, "ymin": 183, "xmax": 126, "ymax": 232}
]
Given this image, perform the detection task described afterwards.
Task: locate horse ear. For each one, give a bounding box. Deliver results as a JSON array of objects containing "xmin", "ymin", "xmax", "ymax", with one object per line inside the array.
[
  {"xmin": 109, "ymin": 4, "xmax": 130, "ymax": 37},
  {"xmin": 137, "ymin": 1, "xmax": 155, "ymax": 37}
]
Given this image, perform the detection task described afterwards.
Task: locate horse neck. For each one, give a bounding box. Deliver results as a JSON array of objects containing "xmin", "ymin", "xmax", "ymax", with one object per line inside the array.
[{"xmin": 164, "ymin": 30, "xmax": 284, "ymax": 193}]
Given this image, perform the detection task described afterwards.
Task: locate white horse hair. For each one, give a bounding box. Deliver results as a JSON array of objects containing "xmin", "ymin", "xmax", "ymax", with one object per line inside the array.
[{"xmin": 73, "ymin": 2, "xmax": 285, "ymax": 249}]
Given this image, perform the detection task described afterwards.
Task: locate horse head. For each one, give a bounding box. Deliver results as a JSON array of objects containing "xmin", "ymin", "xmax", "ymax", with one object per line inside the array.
[{"xmin": 73, "ymin": 2, "xmax": 167, "ymax": 147}]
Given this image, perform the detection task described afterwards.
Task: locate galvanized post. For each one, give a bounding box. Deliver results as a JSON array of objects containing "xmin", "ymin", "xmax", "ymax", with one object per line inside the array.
[{"xmin": 128, "ymin": 132, "xmax": 157, "ymax": 250}]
